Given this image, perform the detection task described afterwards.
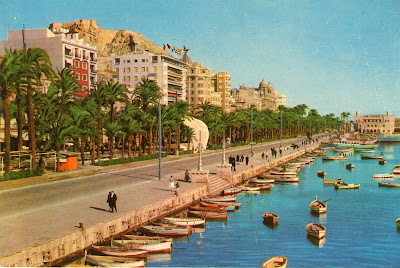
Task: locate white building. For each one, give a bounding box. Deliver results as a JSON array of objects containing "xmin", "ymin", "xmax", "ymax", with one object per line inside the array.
[
  {"xmin": 354, "ymin": 111, "xmax": 395, "ymax": 134},
  {"xmin": 275, "ymin": 91, "xmax": 286, "ymax": 109},
  {"xmin": 0, "ymin": 27, "xmax": 98, "ymax": 98},
  {"xmin": 113, "ymin": 51, "xmax": 187, "ymax": 104}
]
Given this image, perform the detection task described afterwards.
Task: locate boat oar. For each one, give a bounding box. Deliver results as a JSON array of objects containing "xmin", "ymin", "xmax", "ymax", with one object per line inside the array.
[{"xmin": 322, "ymin": 199, "xmax": 331, "ymax": 203}]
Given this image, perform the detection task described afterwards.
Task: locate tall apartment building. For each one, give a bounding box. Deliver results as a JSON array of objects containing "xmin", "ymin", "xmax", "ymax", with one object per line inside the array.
[
  {"xmin": 0, "ymin": 28, "xmax": 98, "ymax": 98},
  {"xmin": 113, "ymin": 51, "xmax": 186, "ymax": 104},
  {"xmin": 354, "ymin": 111, "xmax": 395, "ymax": 134},
  {"xmin": 214, "ymin": 72, "xmax": 231, "ymax": 113},
  {"xmin": 275, "ymin": 91, "xmax": 286, "ymax": 108}
]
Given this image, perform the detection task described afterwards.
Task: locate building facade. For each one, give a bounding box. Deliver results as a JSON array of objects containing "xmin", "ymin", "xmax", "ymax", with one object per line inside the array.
[
  {"xmin": 214, "ymin": 72, "xmax": 231, "ymax": 113},
  {"xmin": 113, "ymin": 51, "xmax": 187, "ymax": 104},
  {"xmin": 354, "ymin": 111, "xmax": 395, "ymax": 134},
  {"xmin": 275, "ymin": 91, "xmax": 286, "ymax": 108},
  {"xmin": 0, "ymin": 27, "xmax": 98, "ymax": 98}
]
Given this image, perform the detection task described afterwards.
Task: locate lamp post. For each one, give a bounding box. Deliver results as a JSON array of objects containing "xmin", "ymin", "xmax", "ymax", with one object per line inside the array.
[
  {"xmin": 250, "ymin": 106, "xmax": 253, "ymax": 155},
  {"xmin": 222, "ymin": 131, "xmax": 226, "ymax": 164},
  {"xmin": 298, "ymin": 115, "xmax": 300, "ymax": 137},
  {"xmin": 309, "ymin": 117, "xmax": 312, "ymax": 138},
  {"xmin": 158, "ymin": 98, "xmax": 162, "ymax": 181},
  {"xmin": 198, "ymin": 129, "xmax": 203, "ymax": 170},
  {"xmin": 280, "ymin": 109, "xmax": 283, "ymax": 147}
]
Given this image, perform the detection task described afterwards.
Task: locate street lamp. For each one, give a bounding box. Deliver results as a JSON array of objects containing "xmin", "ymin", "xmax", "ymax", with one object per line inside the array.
[
  {"xmin": 250, "ymin": 105, "xmax": 254, "ymax": 155},
  {"xmin": 280, "ymin": 109, "xmax": 283, "ymax": 147},
  {"xmin": 197, "ymin": 128, "xmax": 203, "ymax": 170},
  {"xmin": 158, "ymin": 98, "xmax": 162, "ymax": 181}
]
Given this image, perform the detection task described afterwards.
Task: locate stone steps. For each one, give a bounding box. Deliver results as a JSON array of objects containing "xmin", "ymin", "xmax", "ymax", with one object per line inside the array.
[{"xmin": 208, "ymin": 175, "xmax": 231, "ymax": 195}]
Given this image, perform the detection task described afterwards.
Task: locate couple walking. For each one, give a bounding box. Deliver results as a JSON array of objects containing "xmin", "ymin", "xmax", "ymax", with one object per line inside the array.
[{"xmin": 107, "ymin": 191, "xmax": 117, "ymax": 213}]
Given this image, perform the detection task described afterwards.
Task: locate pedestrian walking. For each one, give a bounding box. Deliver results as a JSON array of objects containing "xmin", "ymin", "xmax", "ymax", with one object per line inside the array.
[
  {"xmin": 265, "ymin": 151, "xmax": 269, "ymax": 160},
  {"xmin": 232, "ymin": 159, "xmax": 236, "ymax": 171},
  {"xmin": 261, "ymin": 152, "xmax": 264, "ymax": 159},
  {"xmin": 241, "ymin": 154, "xmax": 244, "ymax": 162},
  {"xmin": 236, "ymin": 154, "xmax": 240, "ymax": 163},
  {"xmin": 107, "ymin": 191, "xmax": 117, "ymax": 213},
  {"xmin": 279, "ymin": 146, "xmax": 282, "ymax": 157},
  {"xmin": 184, "ymin": 170, "xmax": 191, "ymax": 182},
  {"xmin": 245, "ymin": 155, "xmax": 249, "ymax": 166},
  {"xmin": 175, "ymin": 182, "xmax": 180, "ymax": 196},
  {"xmin": 169, "ymin": 176, "xmax": 175, "ymax": 191}
]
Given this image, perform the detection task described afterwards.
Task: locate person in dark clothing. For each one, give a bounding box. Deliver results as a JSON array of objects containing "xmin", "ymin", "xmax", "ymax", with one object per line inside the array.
[
  {"xmin": 261, "ymin": 152, "xmax": 264, "ymax": 159},
  {"xmin": 241, "ymin": 154, "xmax": 244, "ymax": 162},
  {"xmin": 184, "ymin": 170, "xmax": 191, "ymax": 182},
  {"xmin": 107, "ymin": 191, "xmax": 117, "ymax": 212},
  {"xmin": 245, "ymin": 155, "xmax": 249, "ymax": 166},
  {"xmin": 236, "ymin": 154, "xmax": 240, "ymax": 162},
  {"xmin": 232, "ymin": 159, "xmax": 236, "ymax": 171}
]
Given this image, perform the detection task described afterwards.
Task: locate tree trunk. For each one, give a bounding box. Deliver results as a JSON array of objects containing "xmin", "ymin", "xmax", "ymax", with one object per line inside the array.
[
  {"xmin": 133, "ymin": 134, "xmax": 137, "ymax": 157},
  {"xmin": 16, "ymin": 92, "xmax": 23, "ymax": 151},
  {"xmin": 55, "ymin": 145, "xmax": 61, "ymax": 172},
  {"xmin": 121, "ymin": 137, "xmax": 125, "ymax": 158},
  {"xmin": 128, "ymin": 136, "xmax": 132, "ymax": 158},
  {"xmin": 148, "ymin": 127, "xmax": 153, "ymax": 155},
  {"xmin": 168, "ymin": 128, "xmax": 172, "ymax": 154},
  {"xmin": 138, "ymin": 134, "xmax": 142, "ymax": 156},
  {"xmin": 80, "ymin": 138, "xmax": 85, "ymax": 165},
  {"xmin": 27, "ymin": 86, "xmax": 36, "ymax": 169},
  {"xmin": 2, "ymin": 95, "xmax": 11, "ymax": 173},
  {"xmin": 91, "ymin": 139, "xmax": 96, "ymax": 165}
]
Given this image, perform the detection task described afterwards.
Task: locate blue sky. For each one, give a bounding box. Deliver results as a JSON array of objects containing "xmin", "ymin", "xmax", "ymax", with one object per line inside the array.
[{"xmin": 1, "ymin": 0, "xmax": 400, "ymax": 118}]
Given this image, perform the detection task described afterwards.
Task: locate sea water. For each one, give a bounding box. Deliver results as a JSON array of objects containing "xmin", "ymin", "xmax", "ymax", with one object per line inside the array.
[{"xmin": 147, "ymin": 143, "xmax": 400, "ymax": 267}]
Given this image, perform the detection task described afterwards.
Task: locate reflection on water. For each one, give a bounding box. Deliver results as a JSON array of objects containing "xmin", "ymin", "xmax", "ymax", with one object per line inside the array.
[
  {"xmin": 263, "ymin": 221, "xmax": 279, "ymax": 229},
  {"xmin": 307, "ymin": 235, "xmax": 326, "ymax": 247}
]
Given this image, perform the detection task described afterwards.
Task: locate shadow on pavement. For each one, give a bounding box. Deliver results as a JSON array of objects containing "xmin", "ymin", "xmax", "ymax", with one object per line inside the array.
[{"xmin": 89, "ymin": 206, "xmax": 109, "ymax": 212}]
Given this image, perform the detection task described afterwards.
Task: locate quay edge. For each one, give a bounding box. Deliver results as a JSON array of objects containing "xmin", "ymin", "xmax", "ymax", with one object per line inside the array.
[{"xmin": 0, "ymin": 143, "xmax": 321, "ymax": 267}]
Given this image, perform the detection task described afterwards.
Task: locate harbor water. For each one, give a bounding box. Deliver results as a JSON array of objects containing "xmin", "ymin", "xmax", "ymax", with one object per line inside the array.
[{"xmin": 148, "ymin": 143, "xmax": 400, "ymax": 267}]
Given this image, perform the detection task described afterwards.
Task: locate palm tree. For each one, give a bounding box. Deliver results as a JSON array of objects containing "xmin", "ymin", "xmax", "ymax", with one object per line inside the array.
[{"xmin": 169, "ymin": 100, "xmax": 191, "ymax": 154}]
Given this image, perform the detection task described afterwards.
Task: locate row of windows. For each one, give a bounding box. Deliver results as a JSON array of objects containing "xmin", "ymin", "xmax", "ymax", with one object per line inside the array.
[
  {"xmin": 123, "ymin": 75, "xmax": 157, "ymax": 82},
  {"xmin": 116, "ymin": 66, "xmax": 157, "ymax": 73},
  {"xmin": 74, "ymin": 60, "xmax": 89, "ymax": 69},
  {"xmin": 74, "ymin": 73, "xmax": 88, "ymax": 81},
  {"xmin": 115, "ymin": 58, "xmax": 149, "ymax": 64}
]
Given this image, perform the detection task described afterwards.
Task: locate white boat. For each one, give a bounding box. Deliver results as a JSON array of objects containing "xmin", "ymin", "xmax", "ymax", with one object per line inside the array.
[
  {"xmin": 249, "ymin": 178, "xmax": 275, "ymax": 184},
  {"xmin": 274, "ymin": 177, "xmax": 299, "ymax": 183},
  {"xmin": 223, "ymin": 187, "xmax": 242, "ymax": 195},
  {"xmin": 262, "ymin": 256, "xmax": 287, "ymax": 268},
  {"xmin": 306, "ymin": 223, "xmax": 326, "ymax": 239},
  {"xmin": 372, "ymin": 173, "xmax": 394, "ymax": 180},
  {"xmin": 239, "ymin": 185, "xmax": 261, "ymax": 191},
  {"xmin": 203, "ymin": 196, "xmax": 236, "ymax": 202},
  {"xmin": 335, "ymin": 182, "xmax": 360, "ymax": 189},
  {"xmin": 393, "ymin": 165, "xmax": 400, "ymax": 174},
  {"xmin": 310, "ymin": 199, "xmax": 327, "ymax": 214},
  {"xmin": 378, "ymin": 134, "xmax": 400, "ymax": 142},
  {"xmin": 163, "ymin": 217, "xmax": 206, "ymax": 227},
  {"xmin": 322, "ymin": 155, "xmax": 348, "ymax": 161},
  {"xmin": 112, "ymin": 239, "xmax": 172, "ymax": 253},
  {"xmin": 270, "ymin": 170, "xmax": 297, "ymax": 176},
  {"xmin": 85, "ymin": 253, "xmax": 145, "ymax": 267},
  {"xmin": 141, "ymin": 225, "xmax": 192, "ymax": 236}
]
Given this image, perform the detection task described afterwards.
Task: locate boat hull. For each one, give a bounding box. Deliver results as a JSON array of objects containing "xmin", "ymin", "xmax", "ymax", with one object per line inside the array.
[
  {"xmin": 85, "ymin": 254, "xmax": 145, "ymax": 267},
  {"xmin": 306, "ymin": 223, "xmax": 326, "ymax": 239}
]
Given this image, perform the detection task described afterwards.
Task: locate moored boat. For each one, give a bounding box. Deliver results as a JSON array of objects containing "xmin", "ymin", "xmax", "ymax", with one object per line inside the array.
[
  {"xmin": 322, "ymin": 155, "xmax": 348, "ymax": 161},
  {"xmin": 274, "ymin": 177, "xmax": 299, "ymax": 183},
  {"xmin": 262, "ymin": 212, "xmax": 279, "ymax": 225},
  {"xmin": 372, "ymin": 173, "xmax": 394, "ymax": 180},
  {"xmin": 239, "ymin": 185, "xmax": 261, "ymax": 191},
  {"xmin": 306, "ymin": 223, "xmax": 326, "ymax": 239},
  {"xmin": 202, "ymin": 200, "xmax": 242, "ymax": 209},
  {"xmin": 317, "ymin": 171, "xmax": 326, "ymax": 178},
  {"xmin": 346, "ymin": 163, "xmax": 355, "ymax": 169},
  {"xmin": 310, "ymin": 199, "xmax": 327, "ymax": 214},
  {"xmin": 199, "ymin": 201, "xmax": 236, "ymax": 211},
  {"xmin": 203, "ymin": 196, "xmax": 236, "ymax": 203},
  {"xmin": 163, "ymin": 217, "xmax": 206, "ymax": 226},
  {"xmin": 188, "ymin": 210, "xmax": 228, "ymax": 219},
  {"xmin": 323, "ymin": 179, "xmax": 342, "ymax": 184},
  {"xmin": 361, "ymin": 154, "xmax": 383, "ymax": 159},
  {"xmin": 112, "ymin": 239, "xmax": 172, "ymax": 253},
  {"xmin": 248, "ymin": 178, "xmax": 275, "ymax": 184},
  {"xmin": 335, "ymin": 182, "xmax": 360, "ymax": 189},
  {"xmin": 223, "ymin": 187, "xmax": 242, "ymax": 195},
  {"xmin": 378, "ymin": 182, "xmax": 400, "ymax": 188},
  {"xmin": 270, "ymin": 170, "xmax": 297, "ymax": 176},
  {"xmin": 90, "ymin": 245, "xmax": 147, "ymax": 258},
  {"xmin": 262, "ymin": 256, "xmax": 287, "ymax": 268},
  {"xmin": 188, "ymin": 205, "xmax": 225, "ymax": 212},
  {"xmin": 379, "ymin": 159, "xmax": 387, "ymax": 165},
  {"xmin": 85, "ymin": 253, "xmax": 145, "ymax": 267},
  {"xmin": 141, "ymin": 225, "xmax": 192, "ymax": 236},
  {"xmin": 393, "ymin": 165, "xmax": 400, "ymax": 174},
  {"xmin": 396, "ymin": 218, "xmax": 400, "ymax": 228},
  {"xmin": 122, "ymin": 235, "xmax": 172, "ymax": 242}
]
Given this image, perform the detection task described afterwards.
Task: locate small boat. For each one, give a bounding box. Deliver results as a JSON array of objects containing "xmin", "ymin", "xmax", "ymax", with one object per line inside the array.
[
  {"xmin": 189, "ymin": 205, "xmax": 225, "ymax": 212},
  {"xmin": 333, "ymin": 148, "xmax": 353, "ymax": 153},
  {"xmin": 163, "ymin": 217, "xmax": 206, "ymax": 226},
  {"xmin": 270, "ymin": 170, "xmax": 297, "ymax": 176},
  {"xmin": 258, "ymin": 184, "xmax": 273, "ymax": 191},
  {"xmin": 310, "ymin": 199, "xmax": 327, "ymax": 214},
  {"xmin": 372, "ymin": 173, "xmax": 394, "ymax": 180},
  {"xmin": 249, "ymin": 178, "xmax": 275, "ymax": 184},
  {"xmin": 203, "ymin": 196, "xmax": 236, "ymax": 203},
  {"xmin": 239, "ymin": 185, "xmax": 261, "ymax": 191},
  {"xmin": 223, "ymin": 187, "xmax": 242, "ymax": 195},
  {"xmin": 317, "ymin": 171, "xmax": 326, "ymax": 178},
  {"xmin": 274, "ymin": 177, "xmax": 299, "ymax": 183},
  {"xmin": 122, "ymin": 235, "xmax": 172, "ymax": 242},
  {"xmin": 393, "ymin": 165, "xmax": 400, "ymax": 174},
  {"xmin": 306, "ymin": 223, "xmax": 326, "ymax": 239},
  {"xmin": 354, "ymin": 149, "xmax": 374, "ymax": 153},
  {"xmin": 202, "ymin": 200, "xmax": 242, "ymax": 209},
  {"xmin": 322, "ymin": 155, "xmax": 348, "ymax": 161},
  {"xmin": 188, "ymin": 210, "xmax": 228, "ymax": 219},
  {"xmin": 379, "ymin": 159, "xmax": 387, "ymax": 165},
  {"xmin": 262, "ymin": 256, "xmax": 287, "ymax": 268},
  {"xmin": 90, "ymin": 245, "xmax": 147, "ymax": 258},
  {"xmin": 361, "ymin": 154, "xmax": 383, "ymax": 159},
  {"xmin": 85, "ymin": 253, "xmax": 145, "ymax": 267},
  {"xmin": 378, "ymin": 182, "xmax": 400, "ymax": 187},
  {"xmin": 199, "ymin": 201, "xmax": 236, "ymax": 211},
  {"xmin": 141, "ymin": 225, "xmax": 192, "ymax": 236},
  {"xmin": 323, "ymin": 179, "xmax": 342, "ymax": 185},
  {"xmin": 112, "ymin": 239, "xmax": 172, "ymax": 253},
  {"xmin": 263, "ymin": 212, "xmax": 279, "ymax": 225},
  {"xmin": 335, "ymin": 182, "xmax": 360, "ymax": 189},
  {"xmin": 346, "ymin": 163, "xmax": 355, "ymax": 169},
  {"xmin": 396, "ymin": 218, "xmax": 400, "ymax": 228}
]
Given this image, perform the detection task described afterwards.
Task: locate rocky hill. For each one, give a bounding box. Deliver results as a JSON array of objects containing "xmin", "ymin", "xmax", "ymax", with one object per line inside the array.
[{"xmin": 49, "ymin": 19, "xmax": 167, "ymax": 80}]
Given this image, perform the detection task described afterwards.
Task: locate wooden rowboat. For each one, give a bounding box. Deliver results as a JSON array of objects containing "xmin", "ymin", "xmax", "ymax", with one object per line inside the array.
[
  {"xmin": 239, "ymin": 185, "xmax": 260, "ymax": 191},
  {"xmin": 346, "ymin": 163, "xmax": 355, "ymax": 169},
  {"xmin": 306, "ymin": 223, "xmax": 326, "ymax": 239},
  {"xmin": 361, "ymin": 154, "xmax": 383, "ymax": 159},
  {"xmin": 335, "ymin": 182, "xmax": 360, "ymax": 189},
  {"xmin": 317, "ymin": 171, "xmax": 326, "ymax": 178},
  {"xmin": 163, "ymin": 217, "xmax": 206, "ymax": 226},
  {"xmin": 372, "ymin": 173, "xmax": 394, "ymax": 180},
  {"xmin": 111, "ymin": 239, "xmax": 172, "ymax": 253},
  {"xmin": 203, "ymin": 196, "xmax": 236, "ymax": 202},
  {"xmin": 141, "ymin": 225, "xmax": 192, "ymax": 236},
  {"xmin": 396, "ymin": 218, "xmax": 400, "ymax": 228},
  {"xmin": 322, "ymin": 155, "xmax": 348, "ymax": 161},
  {"xmin": 122, "ymin": 235, "xmax": 172, "ymax": 242},
  {"xmin": 262, "ymin": 256, "xmax": 287, "ymax": 268},
  {"xmin": 90, "ymin": 245, "xmax": 147, "ymax": 258},
  {"xmin": 223, "ymin": 187, "xmax": 242, "ymax": 195},
  {"xmin": 274, "ymin": 177, "xmax": 299, "ymax": 183},
  {"xmin": 188, "ymin": 210, "xmax": 228, "ymax": 219},
  {"xmin": 203, "ymin": 200, "xmax": 242, "ymax": 208},
  {"xmin": 199, "ymin": 201, "xmax": 236, "ymax": 212},
  {"xmin": 324, "ymin": 179, "xmax": 342, "ymax": 184},
  {"xmin": 85, "ymin": 253, "xmax": 145, "ymax": 267},
  {"xmin": 263, "ymin": 212, "xmax": 279, "ymax": 225},
  {"xmin": 249, "ymin": 178, "xmax": 275, "ymax": 184},
  {"xmin": 378, "ymin": 182, "xmax": 400, "ymax": 188},
  {"xmin": 270, "ymin": 170, "xmax": 297, "ymax": 176},
  {"xmin": 189, "ymin": 205, "xmax": 225, "ymax": 212},
  {"xmin": 310, "ymin": 199, "xmax": 327, "ymax": 214}
]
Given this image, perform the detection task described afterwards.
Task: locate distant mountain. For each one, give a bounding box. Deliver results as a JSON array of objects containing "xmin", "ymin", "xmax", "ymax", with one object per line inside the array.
[{"xmin": 49, "ymin": 19, "xmax": 167, "ymax": 81}]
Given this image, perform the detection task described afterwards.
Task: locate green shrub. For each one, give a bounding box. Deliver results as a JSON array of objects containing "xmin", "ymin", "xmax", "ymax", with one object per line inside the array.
[
  {"xmin": 94, "ymin": 153, "xmax": 168, "ymax": 166},
  {"xmin": 179, "ymin": 150, "xmax": 193, "ymax": 155},
  {"xmin": 1, "ymin": 169, "xmax": 44, "ymax": 182}
]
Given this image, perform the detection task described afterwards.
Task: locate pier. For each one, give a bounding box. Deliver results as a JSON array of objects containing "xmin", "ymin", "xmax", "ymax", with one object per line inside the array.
[{"xmin": 0, "ymin": 136, "xmax": 327, "ymax": 267}]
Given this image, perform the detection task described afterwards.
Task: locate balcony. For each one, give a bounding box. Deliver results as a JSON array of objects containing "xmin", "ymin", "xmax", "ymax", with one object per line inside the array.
[
  {"xmin": 64, "ymin": 50, "xmax": 73, "ymax": 58},
  {"xmin": 83, "ymin": 54, "xmax": 89, "ymax": 60}
]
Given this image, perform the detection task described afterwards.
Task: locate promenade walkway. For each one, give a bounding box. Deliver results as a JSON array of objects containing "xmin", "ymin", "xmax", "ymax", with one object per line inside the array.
[{"xmin": 0, "ymin": 135, "xmax": 330, "ymax": 267}]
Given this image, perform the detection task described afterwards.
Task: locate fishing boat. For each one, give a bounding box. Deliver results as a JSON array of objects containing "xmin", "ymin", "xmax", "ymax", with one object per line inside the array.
[
  {"xmin": 188, "ymin": 205, "xmax": 225, "ymax": 212},
  {"xmin": 258, "ymin": 184, "xmax": 273, "ymax": 190},
  {"xmin": 203, "ymin": 196, "xmax": 236, "ymax": 203},
  {"xmin": 201, "ymin": 200, "xmax": 242, "ymax": 209},
  {"xmin": 378, "ymin": 182, "xmax": 400, "ymax": 187},
  {"xmin": 90, "ymin": 245, "xmax": 147, "ymax": 258},
  {"xmin": 270, "ymin": 170, "xmax": 297, "ymax": 176},
  {"xmin": 223, "ymin": 187, "xmax": 242, "ymax": 195},
  {"xmin": 249, "ymin": 178, "xmax": 275, "ymax": 184},
  {"xmin": 396, "ymin": 218, "xmax": 400, "ymax": 228},
  {"xmin": 393, "ymin": 165, "xmax": 400, "ymax": 174},
  {"xmin": 306, "ymin": 223, "xmax": 326, "ymax": 239},
  {"xmin": 262, "ymin": 212, "xmax": 279, "ymax": 225},
  {"xmin": 188, "ymin": 210, "xmax": 228, "ymax": 219},
  {"xmin": 346, "ymin": 163, "xmax": 355, "ymax": 169},
  {"xmin": 372, "ymin": 173, "xmax": 394, "ymax": 180},
  {"xmin": 309, "ymin": 199, "xmax": 327, "ymax": 214},
  {"xmin": 322, "ymin": 155, "xmax": 348, "ymax": 161},
  {"xmin": 262, "ymin": 256, "xmax": 287, "ymax": 268},
  {"xmin": 333, "ymin": 148, "xmax": 353, "ymax": 153},
  {"xmin": 199, "ymin": 201, "xmax": 236, "ymax": 211},
  {"xmin": 317, "ymin": 171, "xmax": 326, "ymax": 178},
  {"xmin": 274, "ymin": 177, "xmax": 299, "ymax": 183},
  {"xmin": 122, "ymin": 235, "xmax": 172, "ymax": 242},
  {"xmin": 354, "ymin": 149, "xmax": 374, "ymax": 153},
  {"xmin": 163, "ymin": 217, "xmax": 206, "ymax": 226},
  {"xmin": 239, "ymin": 185, "xmax": 261, "ymax": 191},
  {"xmin": 361, "ymin": 154, "xmax": 383, "ymax": 159},
  {"xmin": 323, "ymin": 179, "xmax": 342, "ymax": 185},
  {"xmin": 111, "ymin": 239, "xmax": 172, "ymax": 253},
  {"xmin": 334, "ymin": 182, "xmax": 360, "ymax": 189},
  {"xmin": 85, "ymin": 253, "xmax": 145, "ymax": 267},
  {"xmin": 141, "ymin": 225, "xmax": 192, "ymax": 236},
  {"xmin": 379, "ymin": 159, "xmax": 387, "ymax": 165}
]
